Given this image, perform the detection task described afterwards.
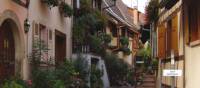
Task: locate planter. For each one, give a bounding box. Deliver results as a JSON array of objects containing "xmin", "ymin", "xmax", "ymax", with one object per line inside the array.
[
  {"xmin": 41, "ymin": 0, "xmax": 59, "ymax": 8},
  {"xmin": 120, "ymin": 37, "xmax": 129, "ymax": 46},
  {"xmin": 59, "ymin": 2, "xmax": 73, "ymax": 17},
  {"xmin": 120, "ymin": 47, "xmax": 132, "ymax": 55}
]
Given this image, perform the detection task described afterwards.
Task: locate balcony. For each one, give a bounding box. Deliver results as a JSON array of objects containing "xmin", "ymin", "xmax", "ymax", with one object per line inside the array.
[{"xmin": 159, "ymin": 0, "xmax": 179, "ymax": 9}]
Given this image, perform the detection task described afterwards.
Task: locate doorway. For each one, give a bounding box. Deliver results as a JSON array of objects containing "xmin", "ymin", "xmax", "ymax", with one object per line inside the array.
[
  {"xmin": 55, "ymin": 30, "xmax": 66, "ymax": 66},
  {"xmin": 0, "ymin": 20, "xmax": 15, "ymax": 81}
]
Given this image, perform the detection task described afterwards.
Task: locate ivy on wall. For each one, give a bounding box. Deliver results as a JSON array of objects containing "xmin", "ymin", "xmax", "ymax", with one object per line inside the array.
[{"xmin": 73, "ymin": 0, "xmax": 108, "ymax": 48}]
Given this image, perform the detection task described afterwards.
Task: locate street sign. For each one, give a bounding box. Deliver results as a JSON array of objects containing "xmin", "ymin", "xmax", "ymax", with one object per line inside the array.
[
  {"xmin": 163, "ymin": 69, "xmax": 182, "ymax": 76},
  {"xmin": 136, "ymin": 61, "xmax": 144, "ymax": 64}
]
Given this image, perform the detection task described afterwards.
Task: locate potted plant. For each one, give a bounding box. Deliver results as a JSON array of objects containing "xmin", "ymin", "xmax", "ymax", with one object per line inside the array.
[
  {"xmin": 120, "ymin": 47, "xmax": 132, "ymax": 55},
  {"xmin": 41, "ymin": 0, "xmax": 59, "ymax": 8},
  {"xmin": 120, "ymin": 36, "xmax": 129, "ymax": 46},
  {"xmin": 59, "ymin": 2, "xmax": 73, "ymax": 17}
]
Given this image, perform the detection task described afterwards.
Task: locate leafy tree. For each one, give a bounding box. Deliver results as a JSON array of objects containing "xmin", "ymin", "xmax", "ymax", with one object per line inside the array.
[
  {"xmin": 146, "ymin": 0, "xmax": 159, "ymax": 23},
  {"xmin": 73, "ymin": 0, "xmax": 108, "ymax": 46}
]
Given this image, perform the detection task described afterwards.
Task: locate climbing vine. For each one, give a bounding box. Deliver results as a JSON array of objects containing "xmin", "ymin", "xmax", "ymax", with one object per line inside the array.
[{"xmin": 73, "ymin": 0, "xmax": 108, "ymax": 50}]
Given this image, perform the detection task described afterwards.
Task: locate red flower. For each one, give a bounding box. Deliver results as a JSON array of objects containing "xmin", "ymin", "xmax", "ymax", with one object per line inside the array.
[{"xmin": 27, "ymin": 80, "xmax": 32, "ymax": 86}]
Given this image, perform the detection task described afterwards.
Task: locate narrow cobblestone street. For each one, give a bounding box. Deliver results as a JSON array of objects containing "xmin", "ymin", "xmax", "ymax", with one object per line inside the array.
[{"xmin": 0, "ymin": 0, "xmax": 199, "ymax": 88}]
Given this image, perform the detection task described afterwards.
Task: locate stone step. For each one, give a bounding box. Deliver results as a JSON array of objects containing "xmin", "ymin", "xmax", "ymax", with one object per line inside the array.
[
  {"xmin": 141, "ymin": 82, "xmax": 155, "ymax": 87},
  {"xmin": 143, "ymin": 79, "xmax": 156, "ymax": 83},
  {"xmin": 136, "ymin": 86, "xmax": 156, "ymax": 88},
  {"xmin": 143, "ymin": 75, "xmax": 155, "ymax": 78}
]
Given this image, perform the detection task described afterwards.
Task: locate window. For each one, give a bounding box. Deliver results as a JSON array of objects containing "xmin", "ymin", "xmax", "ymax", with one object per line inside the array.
[
  {"xmin": 128, "ymin": 31, "xmax": 134, "ymax": 38},
  {"xmin": 166, "ymin": 15, "xmax": 179, "ymax": 56},
  {"xmin": 166, "ymin": 20, "xmax": 172, "ymax": 56},
  {"xmin": 121, "ymin": 28, "xmax": 126, "ymax": 37},
  {"xmin": 110, "ymin": 24, "xmax": 117, "ymax": 37},
  {"xmin": 49, "ymin": 30, "xmax": 52, "ymax": 40},
  {"xmin": 39, "ymin": 24, "xmax": 48, "ymax": 45},
  {"xmin": 35, "ymin": 24, "xmax": 39, "ymax": 35},
  {"xmin": 73, "ymin": 0, "xmax": 81, "ymax": 9},
  {"xmin": 188, "ymin": 3, "xmax": 200, "ymax": 42}
]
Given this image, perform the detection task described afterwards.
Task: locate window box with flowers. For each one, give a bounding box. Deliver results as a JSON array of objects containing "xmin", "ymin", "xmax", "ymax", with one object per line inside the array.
[
  {"xmin": 59, "ymin": 2, "xmax": 73, "ymax": 17},
  {"xmin": 41, "ymin": 0, "xmax": 59, "ymax": 8},
  {"xmin": 119, "ymin": 37, "xmax": 132, "ymax": 55}
]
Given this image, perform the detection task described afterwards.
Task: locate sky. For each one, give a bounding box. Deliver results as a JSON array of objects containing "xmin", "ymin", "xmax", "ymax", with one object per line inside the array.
[{"xmin": 122, "ymin": 0, "xmax": 149, "ymax": 13}]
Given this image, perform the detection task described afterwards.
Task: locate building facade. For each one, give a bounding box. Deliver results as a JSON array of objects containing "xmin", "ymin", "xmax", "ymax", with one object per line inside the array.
[
  {"xmin": 0, "ymin": 0, "xmax": 72, "ymax": 81},
  {"xmin": 103, "ymin": 0, "xmax": 140, "ymax": 65},
  {"xmin": 155, "ymin": 0, "xmax": 184, "ymax": 87},
  {"xmin": 28, "ymin": 0, "xmax": 72, "ymax": 66},
  {"xmin": 0, "ymin": 0, "xmax": 29, "ymax": 81},
  {"xmin": 183, "ymin": 0, "xmax": 200, "ymax": 87}
]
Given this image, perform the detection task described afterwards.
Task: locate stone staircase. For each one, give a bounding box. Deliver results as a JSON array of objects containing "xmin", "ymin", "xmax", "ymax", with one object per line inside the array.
[{"xmin": 136, "ymin": 74, "xmax": 156, "ymax": 88}]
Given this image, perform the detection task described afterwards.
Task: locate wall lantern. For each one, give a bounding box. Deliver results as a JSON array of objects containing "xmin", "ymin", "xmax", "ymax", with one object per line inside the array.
[{"xmin": 24, "ymin": 18, "xmax": 30, "ymax": 33}]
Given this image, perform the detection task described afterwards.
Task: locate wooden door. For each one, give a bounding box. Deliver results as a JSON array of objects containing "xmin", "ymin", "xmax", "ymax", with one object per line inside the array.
[
  {"xmin": 0, "ymin": 23, "xmax": 15, "ymax": 81},
  {"xmin": 55, "ymin": 31, "xmax": 66, "ymax": 66}
]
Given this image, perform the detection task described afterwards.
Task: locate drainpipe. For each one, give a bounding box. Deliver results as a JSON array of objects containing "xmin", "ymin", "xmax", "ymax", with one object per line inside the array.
[{"xmin": 182, "ymin": 2, "xmax": 186, "ymax": 88}]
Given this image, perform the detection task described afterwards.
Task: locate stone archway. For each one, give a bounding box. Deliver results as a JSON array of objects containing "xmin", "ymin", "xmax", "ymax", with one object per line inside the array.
[
  {"xmin": 0, "ymin": 19, "xmax": 16, "ymax": 81},
  {"xmin": 0, "ymin": 10, "xmax": 26, "ymax": 80}
]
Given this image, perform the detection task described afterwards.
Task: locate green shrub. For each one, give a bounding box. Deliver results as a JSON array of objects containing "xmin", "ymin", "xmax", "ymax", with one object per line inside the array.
[
  {"xmin": 2, "ymin": 79, "xmax": 28, "ymax": 88},
  {"xmin": 41, "ymin": 0, "xmax": 59, "ymax": 8},
  {"xmin": 52, "ymin": 80, "xmax": 65, "ymax": 88},
  {"xmin": 90, "ymin": 65, "xmax": 103, "ymax": 88},
  {"xmin": 59, "ymin": 2, "xmax": 73, "ymax": 17},
  {"xmin": 30, "ymin": 40, "xmax": 89, "ymax": 88},
  {"xmin": 120, "ymin": 37, "xmax": 129, "ymax": 46},
  {"xmin": 104, "ymin": 54, "xmax": 134, "ymax": 86}
]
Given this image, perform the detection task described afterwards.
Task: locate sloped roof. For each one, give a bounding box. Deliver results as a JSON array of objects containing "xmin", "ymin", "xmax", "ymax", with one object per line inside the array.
[
  {"xmin": 116, "ymin": 0, "xmax": 134, "ymax": 25},
  {"xmin": 102, "ymin": 0, "xmax": 139, "ymax": 30}
]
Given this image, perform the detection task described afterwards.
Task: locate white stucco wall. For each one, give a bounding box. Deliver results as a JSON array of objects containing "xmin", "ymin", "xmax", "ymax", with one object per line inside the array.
[
  {"xmin": 28, "ymin": 0, "xmax": 72, "ymax": 59},
  {"xmin": 185, "ymin": 46, "xmax": 200, "ymax": 88},
  {"xmin": 72, "ymin": 54, "xmax": 110, "ymax": 88}
]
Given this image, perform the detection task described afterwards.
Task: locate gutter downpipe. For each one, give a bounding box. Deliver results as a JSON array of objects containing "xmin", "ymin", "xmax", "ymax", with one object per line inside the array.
[{"xmin": 182, "ymin": 1, "xmax": 186, "ymax": 88}]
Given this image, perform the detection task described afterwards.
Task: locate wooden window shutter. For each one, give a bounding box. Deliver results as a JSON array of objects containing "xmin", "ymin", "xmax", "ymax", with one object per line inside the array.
[
  {"xmin": 158, "ymin": 24, "xmax": 166, "ymax": 58},
  {"xmin": 188, "ymin": 4, "xmax": 198, "ymax": 42},
  {"xmin": 185, "ymin": 9, "xmax": 189, "ymax": 44},
  {"xmin": 172, "ymin": 15, "xmax": 179, "ymax": 55},
  {"xmin": 34, "ymin": 23, "xmax": 39, "ymax": 40},
  {"xmin": 32, "ymin": 21, "xmax": 35, "ymax": 41},
  {"xmin": 198, "ymin": 7, "xmax": 200, "ymax": 37}
]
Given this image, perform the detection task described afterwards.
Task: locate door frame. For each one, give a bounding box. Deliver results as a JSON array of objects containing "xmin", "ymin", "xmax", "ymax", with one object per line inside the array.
[
  {"xmin": 55, "ymin": 30, "xmax": 66, "ymax": 65},
  {"xmin": 0, "ymin": 10, "xmax": 26, "ymax": 79}
]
